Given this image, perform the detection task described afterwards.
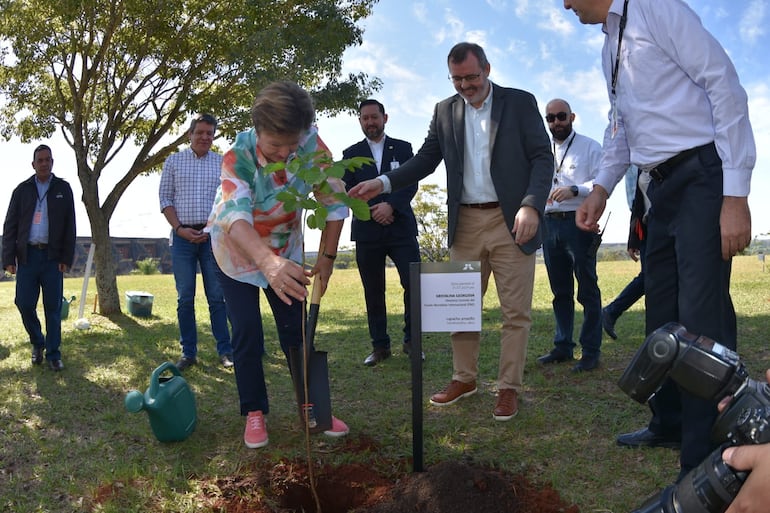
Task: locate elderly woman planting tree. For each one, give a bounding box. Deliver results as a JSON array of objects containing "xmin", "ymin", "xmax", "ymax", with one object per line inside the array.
[{"xmin": 208, "ymin": 80, "xmax": 366, "ymax": 449}]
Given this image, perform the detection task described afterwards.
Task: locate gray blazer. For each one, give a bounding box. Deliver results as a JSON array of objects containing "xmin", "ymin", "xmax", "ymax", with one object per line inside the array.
[{"xmin": 385, "ymin": 83, "xmax": 553, "ymax": 254}]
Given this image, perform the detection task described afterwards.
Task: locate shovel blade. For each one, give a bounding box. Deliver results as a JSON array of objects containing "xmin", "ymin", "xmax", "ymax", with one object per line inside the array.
[{"xmin": 288, "ymin": 347, "xmax": 333, "ymax": 433}]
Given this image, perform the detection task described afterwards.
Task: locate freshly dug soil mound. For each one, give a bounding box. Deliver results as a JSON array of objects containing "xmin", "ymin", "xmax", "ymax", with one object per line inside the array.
[{"xmin": 211, "ymin": 458, "xmax": 579, "ymax": 513}]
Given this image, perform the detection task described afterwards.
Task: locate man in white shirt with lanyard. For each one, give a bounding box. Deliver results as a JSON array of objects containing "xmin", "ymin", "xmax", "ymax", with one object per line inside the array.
[
  {"xmin": 564, "ymin": 0, "xmax": 755, "ymax": 484},
  {"xmin": 537, "ymin": 99, "xmax": 603, "ymax": 372}
]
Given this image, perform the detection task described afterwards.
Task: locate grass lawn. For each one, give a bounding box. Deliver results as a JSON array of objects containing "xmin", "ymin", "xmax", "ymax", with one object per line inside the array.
[{"xmin": 0, "ymin": 256, "xmax": 768, "ymax": 512}]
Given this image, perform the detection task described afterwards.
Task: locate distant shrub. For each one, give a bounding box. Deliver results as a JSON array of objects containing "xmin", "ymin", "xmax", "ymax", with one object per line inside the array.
[{"xmin": 133, "ymin": 257, "xmax": 160, "ymax": 275}]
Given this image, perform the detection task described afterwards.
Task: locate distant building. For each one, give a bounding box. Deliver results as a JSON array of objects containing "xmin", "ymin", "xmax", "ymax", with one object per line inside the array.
[{"xmin": 1, "ymin": 236, "xmax": 172, "ymax": 278}]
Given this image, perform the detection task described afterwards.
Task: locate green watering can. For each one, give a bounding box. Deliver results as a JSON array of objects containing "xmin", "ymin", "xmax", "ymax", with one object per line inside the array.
[
  {"xmin": 124, "ymin": 362, "xmax": 197, "ymax": 442},
  {"xmin": 60, "ymin": 295, "xmax": 76, "ymax": 319}
]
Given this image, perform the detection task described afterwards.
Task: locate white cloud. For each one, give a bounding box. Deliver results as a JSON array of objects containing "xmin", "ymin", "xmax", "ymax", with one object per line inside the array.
[
  {"xmin": 739, "ymin": 0, "xmax": 767, "ymax": 44},
  {"xmin": 433, "ymin": 9, "xmax": 465, "ymax": 45},
  {"xmin": 413, "ymin": 3, "xmax": 428, "ymax": 24},
  {"xmin": 513, "ymin": 0, "xmax": 529, "ymax": 17},
  {"xmin": 537, "ymin": 4, "xmax": 575, "ymax": 35},
  {"xmin": 486, "ymin": 0, "xmax": 509, "ymax": 13},
  {"xmin": 465, "ymin": 29, "xmax": 489, "ymax": 49}
]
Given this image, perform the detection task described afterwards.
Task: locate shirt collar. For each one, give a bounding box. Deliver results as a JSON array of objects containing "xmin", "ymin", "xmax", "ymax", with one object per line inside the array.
[{"xmin": 603, "ymin": 0, "xmax": 627, "ymax": 33}]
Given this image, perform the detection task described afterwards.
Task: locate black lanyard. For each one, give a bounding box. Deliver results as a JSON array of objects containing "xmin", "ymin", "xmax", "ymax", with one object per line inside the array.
[
  {"xmin": 554, "ymin": 132, "xmax": 576, "ymax": 175},
  {"xmin": 611, "ymin": 0, "xmax": 630, "ymax": 96},
  {"xmin": 36, "ymin": 183, "xmax": 50, "ymax": 210}
]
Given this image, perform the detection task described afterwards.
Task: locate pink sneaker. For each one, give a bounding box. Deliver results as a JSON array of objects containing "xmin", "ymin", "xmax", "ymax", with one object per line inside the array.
[
  {"xmin": 323, "ymin": 416, "xmax": 349, "ymax": 437},
  {"xmin": 244, "ymin": 411, "xmax": 268, "ymax": 448}
]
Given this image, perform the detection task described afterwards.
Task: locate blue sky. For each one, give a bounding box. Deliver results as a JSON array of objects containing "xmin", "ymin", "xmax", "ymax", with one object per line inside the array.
[{"xmin": 2, "ymin": 0, "xmax": 768, "ymax": 248}]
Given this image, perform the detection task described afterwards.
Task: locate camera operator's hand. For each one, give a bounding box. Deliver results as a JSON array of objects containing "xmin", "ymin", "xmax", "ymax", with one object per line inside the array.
[
  {"xmin": 722, "ymin": 444, "xmax": 770, "ymax": 513},
  {"xmin": 721, "ymin": 369, "xmax": 770, "ymax": 513}
]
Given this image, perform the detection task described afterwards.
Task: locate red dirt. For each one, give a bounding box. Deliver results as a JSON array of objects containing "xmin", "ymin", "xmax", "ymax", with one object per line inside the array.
[
  {"xmin": 204, "ymin": 438, "xmax": 579, "ymax": 513},
  {"xmin": 92, "ymin": 435, "xmax": 580, "ymax": 513}
]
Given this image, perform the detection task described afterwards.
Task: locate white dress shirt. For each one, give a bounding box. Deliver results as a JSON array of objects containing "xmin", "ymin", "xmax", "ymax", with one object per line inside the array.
[
  {"xmin": 546, "ymin": 131, "xmax": 602, "ymax": 213},
  {"xmin": 460, "ymin": 88, "xmax": 498, "ymax": 203},
  {"xmin": 367, "ymin": 136, "xmax": 385, "ymax": 173},
  {"xmin": 595, "ymin": 0, "xmax": 756, "ymax": 198}
]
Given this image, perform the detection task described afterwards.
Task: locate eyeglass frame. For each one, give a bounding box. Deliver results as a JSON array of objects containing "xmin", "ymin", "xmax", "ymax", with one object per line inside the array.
[
  {"xmin": 448, "ymin": 73, "xmax": 483, "ymax": 84},
  {"xmin": 545, "ymin": 112, "xmax": 569, "ymax": 123}
]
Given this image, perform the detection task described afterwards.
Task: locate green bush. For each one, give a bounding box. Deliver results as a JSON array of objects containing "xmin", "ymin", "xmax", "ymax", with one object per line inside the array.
[{"xmin": 132, "ymin": 257, "xmax": 160, "ymax": 275}]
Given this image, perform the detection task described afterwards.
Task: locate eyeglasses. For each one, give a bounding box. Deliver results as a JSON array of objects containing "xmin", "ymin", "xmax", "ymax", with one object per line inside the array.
[
  {"xmin": 545, "ymin": 112, "xmax": 568, "ymax": 123},
  {"xmin": 448, "ymin": 73, "xmax": 482, "ymax": 84}
]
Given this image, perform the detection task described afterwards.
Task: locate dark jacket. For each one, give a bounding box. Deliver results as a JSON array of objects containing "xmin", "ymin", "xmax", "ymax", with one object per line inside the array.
[
  {"xmin": 384, "ymin": 83, "xmax": 553, "ymax": 254},
  {"xmin": 2, "ymin": 174, "xmax": 77, "ymax": 268},
  {"xmin": 342, "ymin": 136, "xmax": 418, "ymax": 242}
]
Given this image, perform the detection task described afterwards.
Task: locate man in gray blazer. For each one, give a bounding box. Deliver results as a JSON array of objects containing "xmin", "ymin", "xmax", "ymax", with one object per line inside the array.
[{"xmin": 349, "ymin": 42, "xmax": 552, "ymax": 421}]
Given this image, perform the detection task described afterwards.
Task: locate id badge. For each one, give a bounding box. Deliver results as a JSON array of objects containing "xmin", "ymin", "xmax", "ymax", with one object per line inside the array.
[
  {"xmin": 611, "ymin": 99, "xmax": 618, "ymax": 140},
  {"xmin": 390, "ymin": 159, "xmax": 400, "ymax": 170},
  {"xmin": 33, "ymin": 211, "xmax": 42, "ymax": 225}
]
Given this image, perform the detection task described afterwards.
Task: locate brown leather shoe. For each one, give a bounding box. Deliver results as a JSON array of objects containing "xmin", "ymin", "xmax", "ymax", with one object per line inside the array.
[
  {"xmin": 429, "ymin": 380, "xmax": 477, "ymax": 406},
  {"xmin": 493, "ymin": 388, "xmax": 518, "ymax": 421}
]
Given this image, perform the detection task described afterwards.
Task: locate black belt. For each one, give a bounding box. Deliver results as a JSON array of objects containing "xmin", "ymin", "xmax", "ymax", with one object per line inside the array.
[
  {"xmin": 546, "ymin": 211, "xmax": 575, "ymax": 219},
  {"xmin": 182, "ymin": 223, "xmax": 207, "ymax": 231},
  {"xmin": 649, "ymin": 143, "xmax": 712, "ymax": 183},
  {"xmin": 28, "ymin": 243, "xmax": 48, "ymax": 249},
  {"xmin": 460, "ymin": 202, "xmax": 500, "ymax": 209}
]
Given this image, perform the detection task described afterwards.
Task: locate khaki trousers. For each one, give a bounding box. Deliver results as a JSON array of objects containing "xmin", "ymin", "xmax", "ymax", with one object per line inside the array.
[{"xmin": 449, "ymin": 206, "xmax": 535, "ymax": 391}]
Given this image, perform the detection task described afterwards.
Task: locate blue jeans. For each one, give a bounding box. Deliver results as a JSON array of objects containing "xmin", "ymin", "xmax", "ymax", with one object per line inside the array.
[
  {"xmin": 218, "ymin": 271, "xmax": 304, "ymax": 416},
  {"xmin": 171, "ymin": 233, "xmax": 231, "ymax": 358},
  {"xmin": 15, "ymin": 246, "xmax": 64, "ymax": 361},
  {"xmin": 604, "ymin": 238, "xmax": 646, "ymax": 322},
  {"xmin": 543, "ymin": 214, "xmax": 602, "ymax": 357}
]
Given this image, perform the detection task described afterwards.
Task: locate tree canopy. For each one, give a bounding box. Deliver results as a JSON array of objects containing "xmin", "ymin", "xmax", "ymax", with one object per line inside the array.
[{"xmin": 0, "ymin": 0, "xmax": 380, "ymax": 313}]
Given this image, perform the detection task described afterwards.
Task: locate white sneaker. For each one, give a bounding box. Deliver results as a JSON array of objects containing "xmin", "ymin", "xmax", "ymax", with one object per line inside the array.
[{"xmin": 244, "ymin": 411, "xmax": 268, "ymax": 448}]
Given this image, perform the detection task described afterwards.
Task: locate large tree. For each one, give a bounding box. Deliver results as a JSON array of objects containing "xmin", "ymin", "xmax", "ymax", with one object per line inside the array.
[{"xmin": 0, "ymin": 0, "xmax": 379, "ymax": 313}]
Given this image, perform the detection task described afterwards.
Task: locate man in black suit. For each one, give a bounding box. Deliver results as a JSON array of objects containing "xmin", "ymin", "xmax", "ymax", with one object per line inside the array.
[
  {"xmin": 350, "ymin": 42, "xmax": 552, "ymax": 421},
  {"xmin": 342, "ymin": 100, "xmax": 421, "ymax": 367}
]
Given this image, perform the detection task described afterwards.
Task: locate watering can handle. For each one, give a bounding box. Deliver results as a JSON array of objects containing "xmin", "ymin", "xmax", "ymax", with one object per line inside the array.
[{"xmin": 148, "ymin": 361, "xmax": 182, "ymax": 397}]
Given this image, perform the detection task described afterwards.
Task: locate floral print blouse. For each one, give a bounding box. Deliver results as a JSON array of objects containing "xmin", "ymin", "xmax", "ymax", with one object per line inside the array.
[{"xmin": 208, "ymin": 126, "xmax": 348, "ymax": 288}]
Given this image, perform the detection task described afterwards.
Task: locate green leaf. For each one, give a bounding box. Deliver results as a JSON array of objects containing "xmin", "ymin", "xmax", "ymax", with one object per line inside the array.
[
  {"xmin": 263, "ymin": 162, "xmax": 285, "ymax": 175},
  {"xmin": 348, "ymin": 197, "xmax": 371, "ymax": 221}
]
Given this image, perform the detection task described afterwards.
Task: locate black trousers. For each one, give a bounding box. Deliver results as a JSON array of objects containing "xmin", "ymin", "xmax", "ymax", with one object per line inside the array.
[
  {"xmin": 644, "ymin": 142, "xmax": 737, "ymax": 475},
  {"xmin": 355, "ymin": 236, "xmax": 421, "ymax": 349}
]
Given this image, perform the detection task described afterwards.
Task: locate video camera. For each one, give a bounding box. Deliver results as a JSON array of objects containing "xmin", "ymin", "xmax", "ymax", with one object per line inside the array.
[{"xmin": 617, "ymin": 322, "xmax": 770, "ymax": 513}]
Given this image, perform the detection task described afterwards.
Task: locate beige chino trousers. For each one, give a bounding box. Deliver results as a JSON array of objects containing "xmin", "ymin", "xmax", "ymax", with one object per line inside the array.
[{"xmin": 449, "ymin": 206, "xmax": 535, "ymax": 392}]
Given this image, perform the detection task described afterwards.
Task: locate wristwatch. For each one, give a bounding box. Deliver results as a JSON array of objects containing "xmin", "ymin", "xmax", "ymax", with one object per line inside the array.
[{"xmin": 570, "ymin": 185, "xmax": 579, "ymax": 197}]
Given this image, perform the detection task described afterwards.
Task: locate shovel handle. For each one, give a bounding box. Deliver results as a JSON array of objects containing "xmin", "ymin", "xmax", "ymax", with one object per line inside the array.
[{"xmin": 309, "ymin": 230, "xmax": 328, "ymax": 307}]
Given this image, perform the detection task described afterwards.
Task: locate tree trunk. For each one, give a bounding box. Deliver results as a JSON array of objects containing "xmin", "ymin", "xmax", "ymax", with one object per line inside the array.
[
  {"xmin": 79, "ymin": 165, "xmax": 122, "ymax": 315},
  {"xmin": 92, "ymin": 224, "xmax": 121, "ymax": 315}
]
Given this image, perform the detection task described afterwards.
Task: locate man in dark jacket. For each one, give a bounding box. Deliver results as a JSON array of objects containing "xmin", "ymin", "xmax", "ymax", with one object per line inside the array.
[
  {"xmin": 3, "ymin": 144, "xmax": 76, "ymax": 371},
  {"xmin": 342, "ymin": 99, "xmax": 421, "ymax": 367},
  {"xmin": 349, "ymin": 43, "xmax": 553, "ymax": 421}
]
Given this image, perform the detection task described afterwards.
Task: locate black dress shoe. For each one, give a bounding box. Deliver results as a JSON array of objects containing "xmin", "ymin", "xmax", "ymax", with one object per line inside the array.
[
  {"xmin": 616, "ymin": 427, "xmax": 681, "ymax": 449},
  {"xmin": 602, "ymin": 308, "xmax": 618, "ymax": 340},
  {"xmin": 48, "ymin": 359, "xmax": 64, "ymax": 371},
  {"xmin": 31, "ymin": 346, "xmax": 44, "ymax": 365},
  {"xmin": 175, "ymin": 356, "xmax": 197, "ymax": 371},
  {"xmin": 219, "ymin": 354, "xmax": 234, "ymax": 368},
  {"xmin": 363, "ymin": 348, "xmax": 391, "ymax": 367},
  {"xmin": 402, "ymin": 342, "xmax": 426, "ymax": 361},
  {"xmin": 537, "ymin": 349, "xmax": 574, "ymax": 365},
  {"xmin": 571, "ymin": 355, "xmax": 600, "ymax": 372}
]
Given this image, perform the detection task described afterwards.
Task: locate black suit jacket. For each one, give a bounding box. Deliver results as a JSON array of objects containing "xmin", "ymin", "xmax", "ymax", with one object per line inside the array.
[
  {"xmin": 342, "ymin": 136, "xmax": 418, "ymax": 243},
  {"xmin": 384, "ymin": 83, "xmax": 553, "ymax": 254}
]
